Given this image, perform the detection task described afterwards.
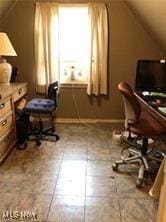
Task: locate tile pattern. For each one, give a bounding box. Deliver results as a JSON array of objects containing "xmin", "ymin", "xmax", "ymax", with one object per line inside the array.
[{"xmin": 0, "ymin": 123, "xmax": 164, "ymax": 222}]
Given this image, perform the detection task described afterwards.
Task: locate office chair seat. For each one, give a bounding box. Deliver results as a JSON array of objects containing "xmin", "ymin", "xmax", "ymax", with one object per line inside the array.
[
  {"xmin": 130, "ymin": 111, "xmax": 166, "ymax": 137},
  {"xmin": 25, "ymin": 98, "xmax": 55, "ymax": 114}
]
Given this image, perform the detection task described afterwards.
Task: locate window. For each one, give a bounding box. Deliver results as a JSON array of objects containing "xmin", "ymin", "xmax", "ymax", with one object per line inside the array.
[
  {"xmin": 59, "ymin": 6, "xmax": 90, "ymax": 84},
  {"xmin": 35, "ymin": 2, "xmax": 108, "ymax": 95}
]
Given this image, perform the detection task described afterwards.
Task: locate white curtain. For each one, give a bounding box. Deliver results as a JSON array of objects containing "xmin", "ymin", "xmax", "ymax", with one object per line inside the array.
[
  {"xmin": 87, "ymin": 2, "xmax": 108, "ymax": 96},
  {"xmin": 34, "ymin": 2, "xmax": 59, "ymax": 93}
]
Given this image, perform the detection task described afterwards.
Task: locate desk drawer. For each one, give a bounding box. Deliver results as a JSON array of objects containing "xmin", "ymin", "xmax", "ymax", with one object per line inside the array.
[
  {"xmin": 0, "ymin": 113, "xmax": 13, "ymax": 138},
  {"xmin": 0, "ymin": 99, "xmax": 12, "ymax": 120},
  {"xmin": 13, "ymin": 85, "xmax": 28, "ymax": 102},
  {"xmin": 0, "ymin": 130, "xmax": 15, "ymax": 158}
]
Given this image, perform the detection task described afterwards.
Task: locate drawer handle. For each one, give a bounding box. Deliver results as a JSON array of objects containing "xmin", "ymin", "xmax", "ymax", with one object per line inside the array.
[
  {"xmin": 19, "ymin": 88, "xmax": 22, "ymax": 94},
  {"xmin": 2, "ymin": 120, "xmax": 7, "ymax": 126},
  {"xmin": 0, "ymin": 103, "xmax": 5, "ymax": 109}
]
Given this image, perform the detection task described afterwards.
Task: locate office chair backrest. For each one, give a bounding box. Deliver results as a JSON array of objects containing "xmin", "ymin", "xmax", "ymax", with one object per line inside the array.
[
  {"xmin": 118, "ymin": 82, "xmax": 141, "ymax": 129},
  {"xmin": 48, "ymin": 81, "xmax": 58, "ymax": 107}
]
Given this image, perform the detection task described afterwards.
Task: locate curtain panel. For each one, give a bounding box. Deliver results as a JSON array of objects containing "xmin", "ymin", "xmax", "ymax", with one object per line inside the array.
[
  {"xmin": 34, "ymin": 2, "xmax": 59, "ymax": 93},
  {"xmin": 87, "ymin": 2, "xmax": 108, "ymax": 96}
]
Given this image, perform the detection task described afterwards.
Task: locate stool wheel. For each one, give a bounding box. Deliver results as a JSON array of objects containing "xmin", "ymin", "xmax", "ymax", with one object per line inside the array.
[
  {"xmin": 136, "ymin": 178, "xmax": 143, "ymax": 188},
  {"xmin": 55, "ymin": 135, "xmax": 60, "ymax": 141},
  {"xmin": 112, "ymin": 162, "xmax": 118, "ymax": 171},
  {"xmin": 36, "ymin": 140, "xmax": 41, "ymax": 146}
]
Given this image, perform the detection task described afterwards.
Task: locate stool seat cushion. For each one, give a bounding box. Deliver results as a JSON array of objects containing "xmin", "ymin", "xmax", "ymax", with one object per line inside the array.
[{"xmin": 24, "ymin": 98, "xmax": 56, "ymax": 114}]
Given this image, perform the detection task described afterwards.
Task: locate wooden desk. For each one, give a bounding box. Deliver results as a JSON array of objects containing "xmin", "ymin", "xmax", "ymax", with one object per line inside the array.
[
  {"xmin": 0, "ymin": 83, "xmax": 27, "ymax": 164},
  {"xmin": 135, "ymin": 93, "xmax": 166, "ymax": 222}
]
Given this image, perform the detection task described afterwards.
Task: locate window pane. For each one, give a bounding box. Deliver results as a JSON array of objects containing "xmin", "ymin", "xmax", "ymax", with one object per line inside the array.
[{"xmin": 59, "ymin": 6, "xmax": 90, "ymax": 84}]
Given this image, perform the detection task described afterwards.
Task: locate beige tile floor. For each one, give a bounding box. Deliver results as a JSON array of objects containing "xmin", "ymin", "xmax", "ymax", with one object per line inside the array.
[{"xmin": 0, "ymin": 123, "xmax": 163, "ymax": 222}]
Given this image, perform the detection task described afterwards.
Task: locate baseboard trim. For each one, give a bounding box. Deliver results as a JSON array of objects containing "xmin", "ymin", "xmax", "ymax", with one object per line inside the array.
[{"xmin": 56, "ymin": 118, "xmax": 124, "ymax": 124}]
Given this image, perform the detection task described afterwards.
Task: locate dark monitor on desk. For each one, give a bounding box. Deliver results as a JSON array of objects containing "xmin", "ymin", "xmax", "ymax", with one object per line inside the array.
[{"xmin": 135, "ymin": 60, "xmax": 166, "ymax": 93}]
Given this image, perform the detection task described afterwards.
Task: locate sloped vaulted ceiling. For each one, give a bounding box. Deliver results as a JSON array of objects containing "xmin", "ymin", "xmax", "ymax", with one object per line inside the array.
[
  {"xmin": 0, "ymin": 0, "xmax": 16, "ymax": 22},
  {"xmin": 1, "ymin": 0, "xmax": 165, "ymax": 54},
  {"xmin": 124, "ymin": 0, "xmax": 166, "ymax": 54}
]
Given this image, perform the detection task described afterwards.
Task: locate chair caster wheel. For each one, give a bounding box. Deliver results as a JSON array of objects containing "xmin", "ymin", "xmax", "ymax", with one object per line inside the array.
[
  {"xmin": 112, "ymin": 162, "xmax": 118, "ymax": 171},
  {"xmin": 55, "ymin": 135, "xmax": 60, "ymax": 141},
  {"xmin": 136, "ymin": 178, "xmax": 143, "ymax": 188},
  {"xmin": 51, "ymin": 127, "xmax": 55, "ymax": 133},
  {"xmin": 36, "ymin": 141, "xmax": 41, "ymax": 146}
]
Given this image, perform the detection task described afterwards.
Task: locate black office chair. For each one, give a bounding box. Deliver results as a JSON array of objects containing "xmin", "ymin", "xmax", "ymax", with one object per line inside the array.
[
  {"xmin": 112, "ymin": 82, "xmax": 166, "ymax": 187},
  {"xmin": 24, "ymin": 81, "xmax": 59, "ymax": 145}
]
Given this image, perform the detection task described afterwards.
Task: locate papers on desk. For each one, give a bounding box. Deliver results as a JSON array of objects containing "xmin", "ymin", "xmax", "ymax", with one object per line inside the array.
[
  {"xmin": 158, "ymin": 107, "xmax": 166, "ymax": 115},
  {"xmin": 142, "ymin": 91, "xmax": 166, "ymax": 98}
]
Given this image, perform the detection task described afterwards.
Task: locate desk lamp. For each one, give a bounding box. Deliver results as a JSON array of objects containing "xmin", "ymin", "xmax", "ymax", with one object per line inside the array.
[{"xmin": 0, "ymin": 32, "xmax": 17, "ymax": 83}]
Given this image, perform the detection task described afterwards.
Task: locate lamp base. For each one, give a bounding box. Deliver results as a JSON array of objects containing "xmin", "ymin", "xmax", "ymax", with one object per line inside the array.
[{"xmin": 0, "ymin": 62, "xmax": 12, "ymax": 83}]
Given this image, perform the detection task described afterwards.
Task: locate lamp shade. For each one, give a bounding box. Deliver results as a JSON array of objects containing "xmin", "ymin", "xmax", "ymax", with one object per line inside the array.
[
  {"xmin": 0, "ymin": 32, "xmax": 17, "ymax": 56},
  {"xmin": 0, "ymin": 32, "xmax": 17, "ymax": 83}
]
